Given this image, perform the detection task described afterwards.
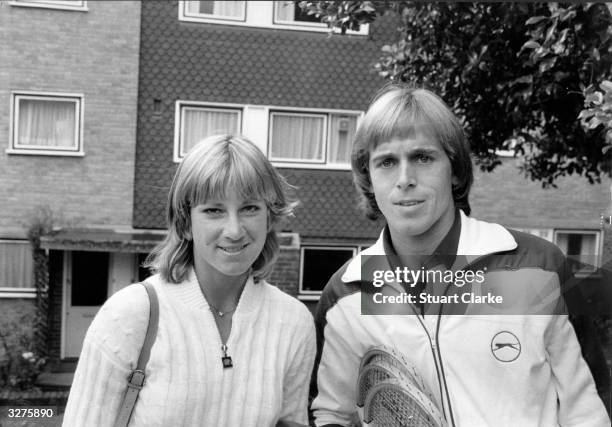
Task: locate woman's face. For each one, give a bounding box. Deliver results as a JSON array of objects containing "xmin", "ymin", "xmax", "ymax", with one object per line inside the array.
[{"xmin": 190, "ymin": 192, "xmax": 268, "ymax": 281}]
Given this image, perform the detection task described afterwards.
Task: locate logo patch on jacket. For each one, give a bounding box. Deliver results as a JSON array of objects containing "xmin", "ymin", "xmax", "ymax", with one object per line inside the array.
[{"xmin": 491, "ymin": 331, "xmax": 521, "ymax": 362}]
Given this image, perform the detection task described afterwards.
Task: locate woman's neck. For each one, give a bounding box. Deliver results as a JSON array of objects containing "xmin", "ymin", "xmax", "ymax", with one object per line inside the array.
[{"xmin": 193, "ymin": 261, "xmax": 249, "ymax": 310}]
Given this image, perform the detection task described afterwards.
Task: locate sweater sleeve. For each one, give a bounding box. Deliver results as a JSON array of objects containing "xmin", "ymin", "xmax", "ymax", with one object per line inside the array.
[
  {"xmin": 545, "ymin": 314, "xmax": 610, "ymax": 427},
  {"xmin": 63, "ymin": 284, "xmax": 150, "ymax": 427},
  {"xmin": 278, "ymin": 306, "xmax": 317, "ymax": 425}
]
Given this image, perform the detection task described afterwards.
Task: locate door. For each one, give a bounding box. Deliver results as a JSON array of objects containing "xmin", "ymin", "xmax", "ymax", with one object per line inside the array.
[{"xmin": 63, "ymin": 251, "xmax": 110, "ymax": 358}]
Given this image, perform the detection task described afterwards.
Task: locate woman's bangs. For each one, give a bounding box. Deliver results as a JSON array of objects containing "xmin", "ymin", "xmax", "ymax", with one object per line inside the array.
[{"xmin": 188, "ymin": 153, "xmax": 271, "ymax": 206}]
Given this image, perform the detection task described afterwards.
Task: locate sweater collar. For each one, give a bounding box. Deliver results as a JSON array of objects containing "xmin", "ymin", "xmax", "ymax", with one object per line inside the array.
[
  {"xmin": 169, "ymin": 268, "xmax": 261, "ymax": 318},
  {"xmin": 341, "ymin": 210, "xmax": 517, "ymax": 283}
]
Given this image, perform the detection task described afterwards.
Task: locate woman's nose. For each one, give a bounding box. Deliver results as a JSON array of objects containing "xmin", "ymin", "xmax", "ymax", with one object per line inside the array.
[{"xmin": 223, "ymin": 213, "xmax": 245, "ymax": 240}]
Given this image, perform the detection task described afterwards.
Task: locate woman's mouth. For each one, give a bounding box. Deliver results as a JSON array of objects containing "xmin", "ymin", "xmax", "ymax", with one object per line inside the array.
[{"xmin": 219, "ymin": 243, "xmax": 249, "ymax": 254}]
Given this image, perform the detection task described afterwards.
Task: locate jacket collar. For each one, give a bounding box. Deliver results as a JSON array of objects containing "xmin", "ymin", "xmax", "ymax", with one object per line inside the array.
[{"xmin": 341, "ymin": 210, "xmax": 517, "ymax": 283}]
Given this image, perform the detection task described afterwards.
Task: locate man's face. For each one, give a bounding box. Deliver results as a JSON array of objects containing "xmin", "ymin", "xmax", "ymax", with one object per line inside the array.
[{"xmin": 368, "ymin": 132, "xmax": 456, "ymax": 251}]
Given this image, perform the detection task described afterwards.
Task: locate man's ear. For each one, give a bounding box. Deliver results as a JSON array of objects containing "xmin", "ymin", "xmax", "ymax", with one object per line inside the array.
[{"xmin": 451, "ymin": 175, "xmax": 460, "ymax": 187}]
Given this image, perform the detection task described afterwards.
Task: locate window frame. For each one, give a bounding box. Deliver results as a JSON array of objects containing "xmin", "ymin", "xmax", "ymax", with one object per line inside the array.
[
  {"xmin": 0, "ymin": 240, "xmax": 36, "ymax": 299},
  {"xmin": 272, "ymin": 1, "xmax": 328, "ymax": 29},
  {"xmin": 298, "ymin": 245, "xmax": 357, "ymax": 300},
  {"xmin": 553, "ymin": 229, "xmax": 602, "ymax": 275},
  {"xmin": 268, "ymin": 107, "xmax": 362, "ymax": 168},
  {"xmin": 173, "ymin": 100, "xmax": 244, "ymax": 162},
  {"xmin": 268, "ymin": 111, "xmax": 328, "ymax": 164},
  {"xmin": 178, "ymin": 0, "xmax": 247, "ymax": 23},
  {"xmin": 178, "ymin": 1, "xmax": 369, "ymax": 35},
  {"xmin": 8, "ymin": 0, "xmax": 88, "ymax": 11},
  {"xmin": 8, "ymin": 91, "xmax": 85, "ymax": 157}
]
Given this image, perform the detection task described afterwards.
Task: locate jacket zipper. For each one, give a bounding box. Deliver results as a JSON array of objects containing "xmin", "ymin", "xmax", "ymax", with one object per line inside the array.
[{"xmin": 409, "ymin": 304, "xmax": 450, "ymax": 425}]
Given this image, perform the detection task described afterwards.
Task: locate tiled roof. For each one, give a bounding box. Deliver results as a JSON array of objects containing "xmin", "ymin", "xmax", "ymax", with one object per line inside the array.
[{"xmin": 281, "ymin": 169, "xmax": 383, "ymax": 240}]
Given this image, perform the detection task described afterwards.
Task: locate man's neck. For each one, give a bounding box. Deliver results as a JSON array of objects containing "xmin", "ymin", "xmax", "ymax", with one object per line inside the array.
[{"xmin": 390, "ymin": 210, "xmax": 458, "ymax": 262}]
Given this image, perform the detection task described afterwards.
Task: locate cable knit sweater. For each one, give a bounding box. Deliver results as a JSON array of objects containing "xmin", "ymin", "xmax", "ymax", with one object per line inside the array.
[{"xmin": 63, "ymin": 270, "xmax": 316, "ymax": 427}]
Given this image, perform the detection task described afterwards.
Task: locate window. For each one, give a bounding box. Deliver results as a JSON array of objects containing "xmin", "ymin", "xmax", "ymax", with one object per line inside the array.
[
  {"xmin": 71, "ymin": 251, "xmax": 108, "ymax": 305},
  {"xmin": 9, "ymin": 92, "xmax": 83, "ymax": 156},
  {"xmin": 299, "ymin": 246, "xmax": 356, "ymax": 298},
  {"xmin": 0, "ymin": 240, "xmax": 35, "ymax": 298},
  {"xmin": 9, "ymin": 0, "xmax": 87, "ymax": 11},
  {"xmin": 554, "ymin": 230, "xmax": 601, "ymax": 274},
  {"xmin": 175, "ymin": 102, "xmax": 242, "ymax": 161},
  {"xmin": 274, "ymin": 1, "xmax": 324, "ymax": 26},
  {"xmin": 178, "ymin": 1, "xmax": 368, "ymax": 35},
  {"xmin": 180, "ymin": 1, "xmax": 246, "ymax": 22},
  {"xmin": 269, "ymin": 111, "xmax": 358, "ymax": 166}
]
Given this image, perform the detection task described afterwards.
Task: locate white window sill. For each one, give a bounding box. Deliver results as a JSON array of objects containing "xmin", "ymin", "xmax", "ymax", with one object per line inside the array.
[
  {"xmin": 297, "ymin": 294, "xmax": 321, "ymax": 301},
  {"xmin": 0, "ymin": 290, "xmax": 37, "ymax": 298},
  {"xmin": 272, "ymin": 162, "xmax": 351, "ymax": 171},
  {"xmin": 8, "ymin": 1, "xmax": 88, "ymax": 11},
  {"xmin": 6, "ymin": 148, "xmax": 85, "ymax": 157}
]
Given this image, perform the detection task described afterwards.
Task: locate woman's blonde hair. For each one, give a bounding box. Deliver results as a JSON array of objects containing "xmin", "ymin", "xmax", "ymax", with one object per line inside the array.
[
  {"xmin": 352, "ymin": 84, "xmax": 473, "ymax": 219},
  {"xmin": 146, "ymin": 134, "xmax": 296, "ymax": 284}
]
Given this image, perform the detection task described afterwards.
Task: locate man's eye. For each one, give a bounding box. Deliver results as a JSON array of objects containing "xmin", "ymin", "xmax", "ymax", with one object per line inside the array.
[
  {"xmin": 380, "ymin": 158, "xmax": 395, "ymax": 168},
  {"xmin": 416, "ymin": 154, "xmax": 433, "ymax": 163}
]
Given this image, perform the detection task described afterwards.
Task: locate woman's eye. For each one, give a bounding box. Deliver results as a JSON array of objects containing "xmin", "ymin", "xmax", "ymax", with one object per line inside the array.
[
  {"xmin": 203, "ymin": 208, "xmax": 222, "ymax": 215},
  {"xmin": 242, "ymin": 205, "xmax": 261, "ymax": 214}
]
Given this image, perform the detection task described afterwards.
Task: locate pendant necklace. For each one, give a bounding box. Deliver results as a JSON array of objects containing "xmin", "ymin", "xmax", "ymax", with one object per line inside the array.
[
  {"xmin": 207, "ymin": 301, "xmax": 237, "ymax": 318},
  {"xmin": 200, "ymin": 282, "xmax": 246, "ymax": 369}
]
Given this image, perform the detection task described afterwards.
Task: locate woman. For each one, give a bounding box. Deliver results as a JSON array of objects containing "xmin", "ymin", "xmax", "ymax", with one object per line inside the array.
[{"xmin": 63, "ymin": 135, "xmax": 316, "ymax": 426}]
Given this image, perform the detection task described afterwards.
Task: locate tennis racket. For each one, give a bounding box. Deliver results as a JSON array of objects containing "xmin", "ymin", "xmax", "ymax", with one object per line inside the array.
[{"xmin": 357, "ymin": 346, "xmax": 446, "ymax": 427}]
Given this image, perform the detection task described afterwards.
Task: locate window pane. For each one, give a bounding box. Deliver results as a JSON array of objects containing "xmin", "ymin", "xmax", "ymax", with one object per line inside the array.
[
  {"xmin": 275, "ymin": 1, "xmax": 322, "ymax": 23},
  {"xmin": 17, "ymin": 98, "xmax": 77, "ymax": 148},
  {"xmin": 182, "ymin": 108, "xmax": 240, "ymax": 155},
  {"xmin": 185, "ymin": 1, "xmax": 245, "ymax": 18},
  {"xmin": 0, "ymin": 241, "xmax": 34, "ymax": 289},
  {"xmin": 270, "ymin": 113, "xmax": 325, "ymax": 161},
  {"xmin": 329, "ymin": 114, "xmax": 357, "ymax": 164},
  {"xmin": 301, "ymin": 248, "xmax": 354, "ymax": 292},
  {"xmin": 72, "ymin": 251, "xmax": 108, "ymax": 306},
  {"xmin": 556, "ymin": 232, "xmax": 597, "ymax": 256}
]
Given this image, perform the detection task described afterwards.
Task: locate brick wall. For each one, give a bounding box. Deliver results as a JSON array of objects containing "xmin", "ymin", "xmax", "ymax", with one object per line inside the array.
[
  {"xmin": 269, "ymin": 247, "xmax": 300, "ymax": 296},
  {"xmin": 0, "ymin": 1, "xmax": 141, "ymax": 234},
  {"xmin": 471, "ymin": 158, "xmax": 610, "ymax": 230}
]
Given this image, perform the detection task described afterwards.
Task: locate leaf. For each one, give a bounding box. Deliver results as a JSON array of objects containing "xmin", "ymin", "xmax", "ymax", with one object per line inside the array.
[
  {"xmin": 600, "ymin": 81, "xmax": 612, "ymax": 93},
  {"xmin": 585, "ymin": 91, "xmax": 603, "ymax": 105},
  {"xmin": 521, "ymin": 40, "xmax": 541, "ymax": 50},
  {"xmin": 525, "ymin": 16, "xmax": 547, "ymax": 25},
  {"xmin": 539, "ymin": 57, "xmax": 557, "ymax": 73}
]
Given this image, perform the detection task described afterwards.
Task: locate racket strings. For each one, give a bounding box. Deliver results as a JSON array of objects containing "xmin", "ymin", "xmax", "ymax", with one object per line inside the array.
[{"xmin": 368, "ymin": 386, "xmax": 436, "ymax": 427}]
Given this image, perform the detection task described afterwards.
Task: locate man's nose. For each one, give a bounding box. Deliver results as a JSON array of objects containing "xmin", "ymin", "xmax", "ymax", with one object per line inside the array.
[{"xmin": 396, "ymin": 161, "xmax": 417, "ymax": 189}]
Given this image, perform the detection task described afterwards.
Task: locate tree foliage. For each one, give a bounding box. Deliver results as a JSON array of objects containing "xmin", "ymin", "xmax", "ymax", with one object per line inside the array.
[{"xmin": 300, "ymin": 1, "xmax": 612, "ymax": 185}]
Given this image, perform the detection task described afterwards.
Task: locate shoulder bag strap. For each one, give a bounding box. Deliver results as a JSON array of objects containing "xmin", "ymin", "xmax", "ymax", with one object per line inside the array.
[{"xmin": 114, "ymin": 281, "xmax": 159, "ymax": 427}]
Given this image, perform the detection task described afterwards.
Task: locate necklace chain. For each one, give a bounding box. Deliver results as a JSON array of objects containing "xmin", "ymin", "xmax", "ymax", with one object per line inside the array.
[
  {"xmin": 207, "ymin": 301, "xmax": 237, "ymax": 317},
  {"xmin": 199, "ymin": 279, "xmax": 246, "ymax": 318}
]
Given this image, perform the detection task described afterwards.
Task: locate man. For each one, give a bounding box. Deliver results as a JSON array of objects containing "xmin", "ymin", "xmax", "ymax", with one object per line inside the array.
[{"xmin": 310, "ymin": 85, "xmax": 609, "ymax": 426}]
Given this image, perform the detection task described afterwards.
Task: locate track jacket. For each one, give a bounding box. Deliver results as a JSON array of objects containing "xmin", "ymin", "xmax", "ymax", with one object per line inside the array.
[{"xmin": 312, "ymin": 211, "xmax": 609, "ymax": 427}]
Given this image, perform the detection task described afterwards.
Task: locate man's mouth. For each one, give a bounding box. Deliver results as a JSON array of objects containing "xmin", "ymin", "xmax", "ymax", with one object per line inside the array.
[
  {"xmin": 219, "ymin": 243, "xmax": 249, "ymax": 254},
  {"xmin": 395, "ymin": 200, "xmax": 425, "ymax": 207}
]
